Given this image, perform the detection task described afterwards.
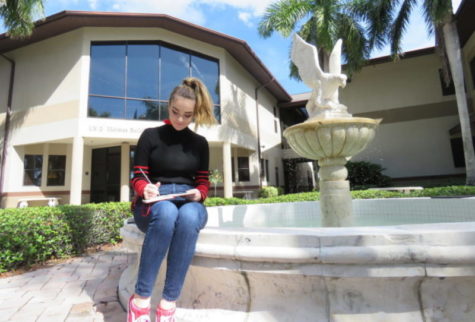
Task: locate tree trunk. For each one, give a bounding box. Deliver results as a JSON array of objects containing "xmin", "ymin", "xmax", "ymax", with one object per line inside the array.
[{"xmin": 442, "ymin": 21, "xmax": 475, "ymax": 185}]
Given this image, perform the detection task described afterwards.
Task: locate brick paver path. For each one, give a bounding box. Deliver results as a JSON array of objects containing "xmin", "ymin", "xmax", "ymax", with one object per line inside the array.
[{"xmin": 0, "ymin": 244, "xmax": 132, "ymax": 322}]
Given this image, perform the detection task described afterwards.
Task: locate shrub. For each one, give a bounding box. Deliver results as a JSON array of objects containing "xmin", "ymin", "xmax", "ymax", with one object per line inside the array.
[
  {"xmin": 346, "ymin": 161, "xmax": 391, "ymax": 189},
  {"xmin": 204, "ymin": 197, "xmax": 250, "ymax": 207},
  {"xmin": 59, "ymin": 202, "xmax": 130, "ymax": 253},
  {"xmin": 0, "ymin": 207, "xmax": 72, "ymax": 273},
  {"xmin": 258, "ymin": 186, "xmax": 279, "ymax": 198},
  {"xmin": 0, "ymin": 202, "xmax": 130, "ymax": 273}
]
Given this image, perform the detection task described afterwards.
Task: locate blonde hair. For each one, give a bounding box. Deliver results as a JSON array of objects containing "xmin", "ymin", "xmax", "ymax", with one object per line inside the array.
[{"xmin": 169, "ymin": 77, "xmax": 217, "ymax": 128}]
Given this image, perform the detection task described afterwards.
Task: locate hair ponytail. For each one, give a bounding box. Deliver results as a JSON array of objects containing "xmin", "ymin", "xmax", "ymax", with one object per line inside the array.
[{"xmin": 169, "ymin": 77, "xmax": 217, "ymax": 128}]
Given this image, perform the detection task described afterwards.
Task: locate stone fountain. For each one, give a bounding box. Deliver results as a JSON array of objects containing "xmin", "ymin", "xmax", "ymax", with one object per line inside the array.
[
  {"xmin": 283, "ymin": 34, "xmax": 381, "ymax": 227},
  {"xmin": 118, "ymin": 35, "xmax": 475, "ymax": 322}
]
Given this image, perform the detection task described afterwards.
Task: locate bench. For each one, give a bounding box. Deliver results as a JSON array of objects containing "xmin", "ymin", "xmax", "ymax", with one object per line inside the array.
[
  {"xmin": 17, "ymin": 197, "xmax": 61, "ymax": 208},
  {"xmin": 369, "ymin": 186, "xmax": 423, "ymax": 194}
]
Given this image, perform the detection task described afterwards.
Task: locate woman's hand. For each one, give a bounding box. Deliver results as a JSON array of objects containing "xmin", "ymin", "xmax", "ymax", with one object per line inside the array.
[
  {"xmin": 143, "ymin": 182, "xmax": 161, "ymax": 200},
  {"xmin": 185, "ymin": 188, "xmax": 201, "ymax": 202}
]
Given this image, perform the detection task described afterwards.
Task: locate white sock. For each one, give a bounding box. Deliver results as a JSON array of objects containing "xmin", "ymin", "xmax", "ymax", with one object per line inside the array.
[{"xmin": 133, "ymin": 296, "xmax": 151, "ymax": 308}]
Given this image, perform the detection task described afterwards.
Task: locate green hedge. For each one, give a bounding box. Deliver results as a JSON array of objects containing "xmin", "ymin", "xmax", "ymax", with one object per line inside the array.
[
  {"xmin": 204, "ymin": 185, "xmax": 475, "ymax": 206},
  {"xmin": 1, "ymin": 185, "xmax": 474, "ymax": 273},
  {"xmin": 0, "ymin": 202, "xmax": 130, "ymax": 273}
]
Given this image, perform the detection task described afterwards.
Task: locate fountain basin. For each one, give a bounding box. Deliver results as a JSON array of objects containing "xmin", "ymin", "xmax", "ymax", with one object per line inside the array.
[
  {"xmin": 283, "ymin": 117, "xmax": 381, "ymax": 160},
  {"xmin": 119, "ymin": 198, "xmax": 475, "ymax": 322}
]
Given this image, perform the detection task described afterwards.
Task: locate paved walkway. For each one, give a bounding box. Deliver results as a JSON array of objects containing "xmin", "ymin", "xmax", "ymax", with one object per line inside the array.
[{"xmin": 0, "ymin": 244, "xmax": 132, "ymax": 322}]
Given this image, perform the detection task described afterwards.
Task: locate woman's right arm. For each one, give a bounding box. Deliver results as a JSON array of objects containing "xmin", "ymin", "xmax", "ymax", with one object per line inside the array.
[{"xmin": 131, "ymin": 129, "xmax": 153, "ymax": 198}]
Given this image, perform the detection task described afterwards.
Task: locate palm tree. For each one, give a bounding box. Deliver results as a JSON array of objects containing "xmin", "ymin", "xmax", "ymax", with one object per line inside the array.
[
  {"xmin": 357, "ymin": 0, "xmax": 475, "ymax": 185},
  {"xmin": 258, "ymin": 0, "xmax": 370, "ymax": 77},
  {"xmin": 0, "ymin": 0, "xmax": 44, "ymax": 38}
]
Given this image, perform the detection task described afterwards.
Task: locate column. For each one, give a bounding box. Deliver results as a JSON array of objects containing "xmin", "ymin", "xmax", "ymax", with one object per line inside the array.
[
  {"xmin": 41, "ymin": 143, "xmax": 50, "ymax": 187},
  {"xmin": 222, "ymin": 141, "xmax": 232, "ymax": 198},
  {"xmin": 70, "ymin": 136, "xmax": 84, "ymax": 205},
  {"xmin": 120, "ymin": 142, "xmax": 130, "ymax": 202}
]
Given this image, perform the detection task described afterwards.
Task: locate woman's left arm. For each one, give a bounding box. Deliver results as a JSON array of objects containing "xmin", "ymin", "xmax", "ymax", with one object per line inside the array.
[{"xmin": 188, "ymin": 137, "xmax": 210, "ymax": 202}]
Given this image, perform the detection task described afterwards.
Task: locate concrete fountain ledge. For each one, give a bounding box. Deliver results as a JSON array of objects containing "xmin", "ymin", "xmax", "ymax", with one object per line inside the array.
[{"xmin": 119, "ymin": 199, "xmax": 475, "ymax": 322}]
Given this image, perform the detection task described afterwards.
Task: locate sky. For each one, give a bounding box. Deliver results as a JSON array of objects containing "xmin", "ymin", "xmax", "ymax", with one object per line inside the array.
[{"xmin": 0, "ymin": 0, "xmax": 463, "ymax": 95}]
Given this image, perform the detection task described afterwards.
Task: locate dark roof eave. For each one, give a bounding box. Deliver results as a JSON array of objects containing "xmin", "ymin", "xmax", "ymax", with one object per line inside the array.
[{"xmin": 0, "ymin": 10, "xmax": 291, "ymax": 102}]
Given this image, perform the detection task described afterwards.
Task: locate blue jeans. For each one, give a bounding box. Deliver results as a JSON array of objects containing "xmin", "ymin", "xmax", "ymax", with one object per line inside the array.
[{"xmin": 133, "ymin": 183, "xmax": 208, "ymax": 301}]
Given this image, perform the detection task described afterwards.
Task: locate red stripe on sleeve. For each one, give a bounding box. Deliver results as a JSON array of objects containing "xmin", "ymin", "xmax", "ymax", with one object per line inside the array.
[{"xmin": 194, "ymin": 170, "xmax": 209, "ymax": 201}]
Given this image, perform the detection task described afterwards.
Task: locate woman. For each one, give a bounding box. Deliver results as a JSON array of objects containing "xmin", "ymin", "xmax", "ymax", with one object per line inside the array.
[{"xmin": 128, "ymin": 77, "xmax": 216, "ymax": 322}]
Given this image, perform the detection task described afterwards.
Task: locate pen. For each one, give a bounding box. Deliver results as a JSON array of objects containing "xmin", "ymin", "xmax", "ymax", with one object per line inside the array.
[{"xmin": 139, "ymin": 168, "xmax": 152, "ymax": 184}]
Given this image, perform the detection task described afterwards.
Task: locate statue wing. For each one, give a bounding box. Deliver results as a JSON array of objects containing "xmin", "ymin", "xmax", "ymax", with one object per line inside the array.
[
  {"xmin": 291, "ymin": 34, "xmax": 322, "ymax": 88},
  {"xmin": 329, "ymin": 39, "xmax": 342, "ymax": 74}
]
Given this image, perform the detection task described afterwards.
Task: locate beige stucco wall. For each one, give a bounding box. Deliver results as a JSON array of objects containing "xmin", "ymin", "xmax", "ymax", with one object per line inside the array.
[
  {"xmin": 341, "ymin": 52, "xmax": 452, "ymax": 114},
  {"xmin": 7, "ymin": 29, "xmax": 85, "ymax": 112},
  {"xmin": 334, "ymin": 49, "xmax": 469, "ymax": 179},
  {"xmin": 0, "ymin": 57, "xmax": 9, "ymax": 114},
  {"xmin": 353, "ymin": 115, "xmax": 464, "ymax": 178}
]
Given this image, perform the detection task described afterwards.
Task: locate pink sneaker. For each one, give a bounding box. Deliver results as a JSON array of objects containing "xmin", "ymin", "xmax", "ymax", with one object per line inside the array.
[
  {"xmin": 156, "ymin": 306, "xmax": 176, "ymax": 322},
  {"xmin": 127, "ymin": 295, "xmax": 151, "ymax": 322}
]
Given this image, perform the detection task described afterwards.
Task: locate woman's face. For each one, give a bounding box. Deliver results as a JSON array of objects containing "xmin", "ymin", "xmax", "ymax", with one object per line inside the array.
[{"xmin": 168, "ymin": 96, "xmax": 195, "ymax": 131}]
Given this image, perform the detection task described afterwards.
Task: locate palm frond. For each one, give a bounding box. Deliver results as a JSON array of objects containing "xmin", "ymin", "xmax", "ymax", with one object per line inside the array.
[
  {"xmin": 258, "ymin": 0, "xmax": 313, "ymax": 38},
  {"xmin": 422, "ymin": 0, "xmax": 453, "ymax": 34},
  {"xmin": 336, "ymin": 12, "xmax": 370, "ymax": 76},
  {"xmin": 0, "ymin": 0, "xmax": 44, "ymax": 38},
  {"xmin": 390, "ymin": 0, "xmax": 417, "ymax": 57},
  {"xmin": 365, "ymin": 0, "xmax": 398, "ymax": 51}
]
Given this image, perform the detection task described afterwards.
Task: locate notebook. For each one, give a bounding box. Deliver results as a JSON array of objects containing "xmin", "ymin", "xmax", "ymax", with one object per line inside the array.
[{"xmin": 142, "ymin": 191, "xmax": 195, "ymax": 204}]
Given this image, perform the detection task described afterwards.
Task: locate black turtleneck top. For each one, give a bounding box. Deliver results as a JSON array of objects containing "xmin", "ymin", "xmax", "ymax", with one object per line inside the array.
[{"xmin": 131, "ymin": 123, "xmax": 210, "ymax": 200}]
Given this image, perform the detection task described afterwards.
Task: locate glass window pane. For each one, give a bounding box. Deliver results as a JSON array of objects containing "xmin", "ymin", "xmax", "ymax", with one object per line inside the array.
[
  {"xmin": 88, "ymin": 96, "xmax": 125, "ymax": 119},
  {"xmin": 238, "ymin": 157, "xmax": 250, "ymax": 182},
  {"xmin": 238, "ymin": 169, "xmax": 250, "ymax": 182},
  {"xmin": 191, "ymin": 55, "xmax": 220, "ymax": 104},
  {"xmin": 35, "ymin": 155, "xmax": 43, "ymax": 169},
  {"xmin": 48, "ymin": 155, "xmax": 66, "ymax": 170},
  {"xmin": 159, "ymin": 102, "xmax": 169, "ymax": 120},
  {"xmin": 23, "ymin": 154, "xmax": 42, "ymax": 186},
  {"xmin": 126, "ymin": 99, "xmax": 159, "ymax": 120},
  {"xmin": 47, "ymin": 170, "xmax": 65, "ymax": 186},
  {"xmin": 160, "ymin": 46, "xmax": 190, "ymax": 100},
  {"xmin": 214, "ymin": 105, "xmax": 221, "ymax": 123},
  {"xmin": 89, "ymin": 44, "xmax": 126, "ymax": 97},
  {"xmin": 127, "ymin": 44, "xmax": 159, "ymax": 99},
  {"xmin": 24, "ymin": 155, "xmax": 34, "ymax": 169},
  {"xmin": 24, "ymin": 170, "xmax": 36, "ymax": 186}
]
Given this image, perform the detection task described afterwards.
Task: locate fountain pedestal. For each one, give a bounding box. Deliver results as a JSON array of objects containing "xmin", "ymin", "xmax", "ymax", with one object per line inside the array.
[{"xmin": 284, "ymin": 117, "xmax": 381, "ymax": 226}]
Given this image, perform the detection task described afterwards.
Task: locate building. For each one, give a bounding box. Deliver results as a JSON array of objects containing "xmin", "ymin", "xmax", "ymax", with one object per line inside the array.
[
  {"xmin": 280, "ymin": 0, "xmax": 475, "ymax": 187},
  {"xmin": 0, "ymin": 11, "xmax": 290, "ymax": 207},
  {"xmin": 1, "ymin": 1, "xmax": 474, "ymax": 208}
]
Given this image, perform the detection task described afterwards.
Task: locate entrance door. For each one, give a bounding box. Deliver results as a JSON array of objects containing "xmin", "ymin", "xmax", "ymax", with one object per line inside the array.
[{"xmin": 90, "ymin": 146, "xmax": 121, "ymax": 203}]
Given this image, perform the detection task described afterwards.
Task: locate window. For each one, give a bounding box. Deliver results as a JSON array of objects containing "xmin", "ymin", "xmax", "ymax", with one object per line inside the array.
[
  {"xmin": 275, "ymin": 167, "xmax": 279, "ymax": 186},
  {"xmin": 438, "ymin": 69, "xmax": 455, "ymax": 96},
  {"xmin": 450, "ymin": 136, "xmax": 475, "ymax": 168},
  {"xmin": 24, "ymin": 155, "xmax": 43, "ymax": 186},
  {"xmin": 47, "ymin": 155, "xmax": 66, "ymax": 186},
  {"xmin": 266, "ymin": 160, "xmax": 270, "ymax": 181},
  {"xmin": 260, "ymin": 159, "xmax": 265, "ymax": 180},
  {"xmin": 238, "ymin": 157, "xmax": 250, "ymax": 182},
  {"xmin": 88, "ymin": 42, "xmax": 221, "ymax": 122},
  {"xmin": 260, "ymin": 159, "xmax": 269, "ymax": 180},
  {"xmin": 231, "ymin": 158, "xmax": 235, "ymax": 182}
]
